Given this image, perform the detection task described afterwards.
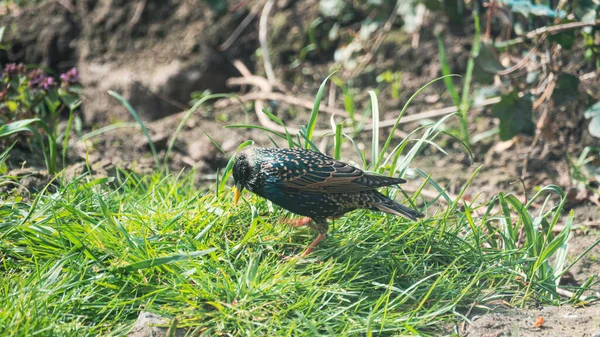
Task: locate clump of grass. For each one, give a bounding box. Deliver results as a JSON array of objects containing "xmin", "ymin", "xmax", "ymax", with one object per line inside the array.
[
  {"xmin": 1, "ymin": 77, "xmax": 597, "ymax": 336},
  {"xmin": 1, "ymin": 164, "xmax": 595, "ymax": 336}
]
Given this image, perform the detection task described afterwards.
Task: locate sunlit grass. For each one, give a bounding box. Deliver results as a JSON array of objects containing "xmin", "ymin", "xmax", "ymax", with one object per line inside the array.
[
  {"xmin": 0, "ymin": 160, "xmax": 595, "ymax": 336},
  {"xmin": 1, "ymin": 76, "xmax": 598, "ymax": 336}
]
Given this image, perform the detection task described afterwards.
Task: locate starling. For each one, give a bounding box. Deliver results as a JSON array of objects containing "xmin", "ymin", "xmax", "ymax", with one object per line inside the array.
[{"xmin": 232, "ymin": 147, "xmax": 424, "ymax": 257}]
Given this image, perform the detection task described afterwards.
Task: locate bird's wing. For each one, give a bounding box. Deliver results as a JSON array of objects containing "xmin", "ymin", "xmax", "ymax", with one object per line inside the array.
[{"xmin": 263, "ymin": 156, "xmax": 406, "ymax": 193}]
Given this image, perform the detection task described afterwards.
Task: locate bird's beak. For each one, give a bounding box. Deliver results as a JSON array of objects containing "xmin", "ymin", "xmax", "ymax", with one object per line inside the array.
[{"xmin": 233, "ymin": 184, "xmax": 243, "ymax": 207}]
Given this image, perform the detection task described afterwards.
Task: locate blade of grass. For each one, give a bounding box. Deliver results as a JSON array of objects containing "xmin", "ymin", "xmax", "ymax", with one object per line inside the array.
[
  {"xmin": 304, "ymin": 72, "xmax": 336, "ymax": 148},
  {"xmin": 108, "ymin": 90, "xmax": 160, "ymax": 167},
  {"xmin": 116, "ymin": 248, "xmax": 217, "ymax": 272},
  {"xmin": 436, "ymin": 34, "xmax": 460, "ymax": 106},
  {"xmin": 334, "ymin": 123, "xmax": 343, "ymax": 160},
  {"xmin": 369, "ymin": 91, "xmax": 380, "ymax": 169},
  {"xmin": 262, "ymin": 108, "xmax": 295, "ymax": 148},
  {"xmin": 377, "ymin": 75, "xmax": 459, "ymax": 167},
  {"xmin": 458, "ymin": 13, "xmax": 481, "ymax": 149},
  {"xmin": 62, "ymin": 103, "xmax": 80, "ymax": 170},
  {"xmin": 164, "ymin": 93, "xmax": 237, "ymax": 171}
]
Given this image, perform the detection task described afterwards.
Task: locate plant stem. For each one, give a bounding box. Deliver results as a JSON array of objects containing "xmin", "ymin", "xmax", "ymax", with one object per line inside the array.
[{"xmin": 459, "ymin": 12, "xmax": 481, "ymax": 151}]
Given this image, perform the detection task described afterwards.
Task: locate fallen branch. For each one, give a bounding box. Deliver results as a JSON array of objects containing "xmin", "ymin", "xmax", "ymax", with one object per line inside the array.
[
  {"xmin": 231, "ymin": 60, "xmax": 294, "ymax": 135},
  {"xmin": 227, "ymin": 76, "xmax": 502, "ymax": 130},
  {"xmin": 494, "ymin": 20, "xmax": 600, "ymax": 48}
]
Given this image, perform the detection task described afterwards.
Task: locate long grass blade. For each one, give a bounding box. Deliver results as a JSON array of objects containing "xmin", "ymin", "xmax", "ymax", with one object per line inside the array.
[
  {"xmin": 304, "ymin": 72, "xmax": 336, "ymax": 148},
  {"xmin": 117, "ymin": 248, "xmax": 217, "ymax": 271},
  {"xmin": 164, "ymin": 93, "xmax": 236, "ymax": 171},
  {"xmin": 108, "ymin": 90, "xmax": 160, "ymax": 167},
  {"xmin": 369, "ymin": 91, "xmax": 380, "ymax": 169},
  {"xmin": 377, "ymin": 75, "xmax": 459, "ymax": 166}
]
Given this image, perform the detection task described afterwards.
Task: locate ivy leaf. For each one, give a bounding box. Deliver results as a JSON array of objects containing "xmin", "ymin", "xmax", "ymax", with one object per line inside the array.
[
  {"xmin": 475, "ymin": 42, "xmax": 505, "ymax": 73},
  {"xmin": 549, "ymin": 30, "xmax": 575, "ymax": 49},
  {"xmin": 584, "ymin": 100, "xmax": 600, "ymax": 138},
  {"xmin": 492, "ymin": 90, "xmax": 535, "ymax": 141},
  {"xmin": 552, "ymin": 73, "xmax": 580, "ymax": 106}
]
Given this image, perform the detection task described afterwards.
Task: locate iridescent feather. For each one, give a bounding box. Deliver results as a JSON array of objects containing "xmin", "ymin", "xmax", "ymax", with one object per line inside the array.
[{"xmin": 232, "ymin": 147, "xmax": 424, "ymax": 257}]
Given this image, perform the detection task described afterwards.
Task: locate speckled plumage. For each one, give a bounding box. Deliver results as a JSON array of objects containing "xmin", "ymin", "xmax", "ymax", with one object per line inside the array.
[{"xmin": 232, "ymin": 147, "xmax": 424, "ymax": 256}]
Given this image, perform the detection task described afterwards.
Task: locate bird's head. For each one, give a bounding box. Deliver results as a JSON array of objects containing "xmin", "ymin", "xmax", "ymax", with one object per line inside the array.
[{"xmin": 232, "ymin": 147, "xmax": 256, "ymax": 206}]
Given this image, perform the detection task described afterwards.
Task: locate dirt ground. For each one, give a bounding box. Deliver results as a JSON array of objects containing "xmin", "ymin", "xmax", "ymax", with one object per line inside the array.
[
  {"xmin": 465, "ymin": 305, "xmax": 600, "ymax": 337},
  {"xmin": 1, "ymin": 1, "xmax": 599, "ymax": 335}
]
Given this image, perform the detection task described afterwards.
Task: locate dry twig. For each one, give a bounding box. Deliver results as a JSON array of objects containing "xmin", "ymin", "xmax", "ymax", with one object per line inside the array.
[
  {"xmin": 219, "ymin": 0, "xmax": 265, "ymax": 51},
  {"xmin": 259, "ymin": 0, "xmax": 276, "ymax": 85},
  {"xmin": 127, "ymin": 0, "xmax": 146, "ymax": 29}
]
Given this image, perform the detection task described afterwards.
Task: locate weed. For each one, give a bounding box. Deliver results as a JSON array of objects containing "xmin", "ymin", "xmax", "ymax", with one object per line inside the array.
[{"xmin": 0, "ymin": 63, "xmax": 82, "ymax": 174}]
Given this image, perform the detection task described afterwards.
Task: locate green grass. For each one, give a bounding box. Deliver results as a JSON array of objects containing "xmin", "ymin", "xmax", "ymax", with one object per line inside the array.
[
  {"xmin": 0, "ymin": 162, "xmax": 596, "ymax": 336},
  {"xmin": 1, "ymin": 75, "xmax": 598, "ymax": 336}
]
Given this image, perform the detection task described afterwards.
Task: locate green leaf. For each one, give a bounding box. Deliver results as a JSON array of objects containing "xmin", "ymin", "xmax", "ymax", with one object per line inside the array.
[
  {"xmin": 305, "ymin": 72, "xmax": 336, "ymax": 149},
  {"xmin": 549, "ymin": 30, "xmax": 575, "ymax": 49},
  {"xmin": 585, "ymin": 101, "xmax": 600, "ymax": 138},
  {"xmin": 6, "ymin": 101, "xmax": 18, "ymax": 112},
  {"xmin": 492, "ymin": 90, "xmax": 535, "ymax": 141},
  {"xmin": 475, "ymin": 42, "xmax": 505, "ymax": 73},
  {"xmin": 552, "ymin": 73, "xmax": 580, "ymax": 106},
  {"xmin": 0, "ymin": 118, "xmax": 42, "ymax": 138},
  {"xmin": 59, "ymin": 92, "xmax": 82, "ymax": 110}
]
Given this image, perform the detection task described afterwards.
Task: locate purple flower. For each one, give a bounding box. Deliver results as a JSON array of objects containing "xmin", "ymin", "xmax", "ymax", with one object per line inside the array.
[
  {"xmin": 28, "ymin": 69, "xmax": 45, "ymax": 89},
  {"xmin": 60, "ymin": 67, "xmax": 79, "ymax": 86},
  {"xmin": 3, "ymin": 63, "xmax": 25, "ymax": 77},
  {"xmin": 41, "ymin": 77, "xmax": 55, "ymax": 90}
]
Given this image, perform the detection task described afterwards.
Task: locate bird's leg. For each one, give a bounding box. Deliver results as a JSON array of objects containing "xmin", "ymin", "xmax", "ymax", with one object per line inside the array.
[
  {"xmin": 298, "ymin": 218, "xmax": 329, "ymax": 258},
  {"xmin": 298, "ymin": 232, "xmax": 327, "ymax": 257},
  {"xmin": 291, "ymin": 217, "xmax": 317, "ymax": 230}
]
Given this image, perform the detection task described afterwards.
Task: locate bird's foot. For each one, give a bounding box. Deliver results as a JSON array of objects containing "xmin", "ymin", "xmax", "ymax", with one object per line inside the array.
[
  {"xmin": 291, "ymin": 217, "xmax": 313, "ymax": 228},
  {"xmin": 284, "ymin": 232, "xmax": 327, "ymax": 260},
  {"xmin": 280, "ymin": 217, "xmax": 317, "ymax": 231}
]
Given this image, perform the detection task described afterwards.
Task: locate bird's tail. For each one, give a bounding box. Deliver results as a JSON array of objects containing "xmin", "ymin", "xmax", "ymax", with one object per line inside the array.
[{"xmin": 370, "ymin": 191, "xmax": 424, "ymax": 221}]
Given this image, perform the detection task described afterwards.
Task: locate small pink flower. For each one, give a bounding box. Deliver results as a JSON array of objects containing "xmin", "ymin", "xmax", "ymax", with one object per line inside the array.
[
  {"xmin": 60, "ymin": 67, "xmax": 79, "ymax": 86},
  {"xmin": 41, "ymin": 77, "xmax": 55, "ymax": 90},
  {"xmin": 3, "ymin": 63, "xmax": 25, "ymax": 77}
]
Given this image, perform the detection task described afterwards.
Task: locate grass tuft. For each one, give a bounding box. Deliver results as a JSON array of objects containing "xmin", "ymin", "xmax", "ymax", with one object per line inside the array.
[
  {"xmin": 1, "ymin": 78, "xmax": 596, "ymax": 336},
  {"xmin": 1, "ymin": 159, "xmax": 595, "ymax": 336}
]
